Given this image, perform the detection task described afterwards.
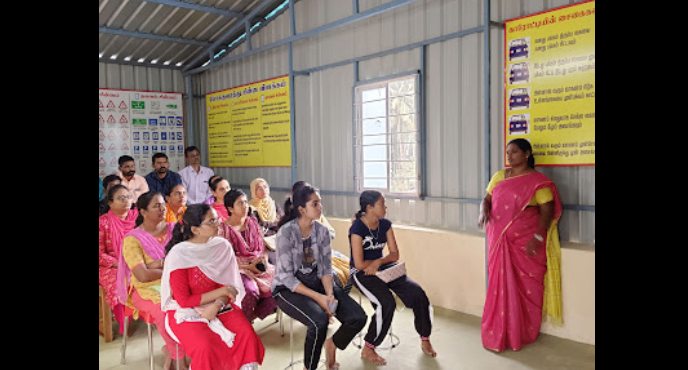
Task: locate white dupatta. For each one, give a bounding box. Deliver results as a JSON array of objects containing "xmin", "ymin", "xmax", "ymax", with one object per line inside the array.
[{"xmin": 161, "ymin": 237, "xmax": 246, "ymax": 348}]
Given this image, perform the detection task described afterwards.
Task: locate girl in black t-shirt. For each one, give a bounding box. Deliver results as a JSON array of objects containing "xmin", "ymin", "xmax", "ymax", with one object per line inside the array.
[{"xmin": 349, "ymin": 190, "xmax": 437, "ymax": 365}]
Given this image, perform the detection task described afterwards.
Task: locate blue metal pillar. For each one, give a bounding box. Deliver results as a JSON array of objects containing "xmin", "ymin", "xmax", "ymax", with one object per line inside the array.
[{"xmin": 186, "ymin": 74, "xmax": 194, "ymax": 146}]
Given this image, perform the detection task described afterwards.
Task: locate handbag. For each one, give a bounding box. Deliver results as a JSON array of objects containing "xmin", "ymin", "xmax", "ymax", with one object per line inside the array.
[{"xmin": 375, "ymin": 262, "xmax": 406, "ymax": 283}]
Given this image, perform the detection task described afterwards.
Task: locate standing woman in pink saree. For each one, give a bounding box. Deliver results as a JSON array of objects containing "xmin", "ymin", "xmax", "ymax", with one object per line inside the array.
[{"xmin": 478, "ymin": 139, "xmax": 563, "ymax": 352}]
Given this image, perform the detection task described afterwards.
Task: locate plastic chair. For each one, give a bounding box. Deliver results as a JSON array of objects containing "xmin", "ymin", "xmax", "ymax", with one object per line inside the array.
[
  {"xmin": 163, "ymin": 312, "xmax": 183, "ymax": 370},
  {"xmin": 99, "ymin": 285, "xmax": 114, "ymax": 342},
  {"xmin": 121, "ymin": 305, "xmax": 156, "ymax": 370}
]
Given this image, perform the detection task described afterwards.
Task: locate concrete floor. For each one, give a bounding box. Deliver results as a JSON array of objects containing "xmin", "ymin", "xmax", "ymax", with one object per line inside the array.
[{"xmin": 99, "ymin": 290, "xmax": 594, "ymax": 370}]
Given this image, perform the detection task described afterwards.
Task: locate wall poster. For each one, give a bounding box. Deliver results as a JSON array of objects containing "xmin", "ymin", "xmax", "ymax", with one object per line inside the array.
[
  {"xmin": 504, "ymin": 0, "xmax": 595, "ymax": 166},
  {"xmin": 99, "ymin": 89, "xmax": 185, "ymax": 177},
  {"xmin": 206, "ymin": 75, "xmax": 292, "ymax": 167}
]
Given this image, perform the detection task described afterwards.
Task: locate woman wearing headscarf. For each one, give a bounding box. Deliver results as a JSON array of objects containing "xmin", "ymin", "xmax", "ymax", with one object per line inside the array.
[
  {"xmin": 162, "ymin": 203, "xmax": 264, "ymax": 370},
  {"xmin": 248, "ymin": 177, "xmax": 284, "ymax": 236}
]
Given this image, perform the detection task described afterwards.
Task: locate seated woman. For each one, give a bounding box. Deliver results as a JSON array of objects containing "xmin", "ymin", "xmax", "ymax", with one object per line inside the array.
[
  {"xmin": 161, "ymin": 204, "xmax": 265, "ymax": 370},
  {"xmin": 248, "ymin": 177, "xmax": 284, "ymax": 236},
  {"xmin": 349, "ymin": 190, "xmax": 437, "ymax": 365},
  {"xmin": 219, "ymin": 188, "xmax": 277, "ymax": 322},
  {"xmin": 165, "ymin": 184, "xmax": 187, "ymax": 222},
  {"xmin": 99, "ymin": 184, "xmax": 137, "ymax": 335},
  {"xmin": 209, "ymin": 176, "xmax": 231, "ymax": 223},
  {"xmin": 203, "ymin": 175, "xmax": 222, "ymax": 205},
  {"xmin": 291, "ymin": 180, "xmax": 335, "ymax": 239},
  {"xmin": 272, "ymin": 183, "xmax": 367, "ymax": 370},
  {"xmin": 99, "ymin": 174, "xmax": 122, "ymax": 216},
  {"xmin": 118, "ymin": 191, "xmax": 186, "ymax": 370}
]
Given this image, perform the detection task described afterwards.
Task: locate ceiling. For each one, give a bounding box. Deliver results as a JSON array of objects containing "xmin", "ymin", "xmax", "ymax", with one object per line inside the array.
[{"xmin": 99, "ymin": 0, "xmax": 289, "ymax": 72}]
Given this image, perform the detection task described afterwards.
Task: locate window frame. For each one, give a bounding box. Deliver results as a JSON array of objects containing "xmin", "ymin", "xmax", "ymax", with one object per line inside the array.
[{"xmin": 353, "ymin": 72, "xmax": 422, "ymax": 197}]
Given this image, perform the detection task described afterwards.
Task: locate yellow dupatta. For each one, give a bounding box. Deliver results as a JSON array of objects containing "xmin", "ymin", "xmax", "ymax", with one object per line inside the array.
[
  {"xmin": 248, "ymin": 178, "xmax": 277, "ymax": 222},
  {"xmin": 542, "ymin": 221, "xmax": 563, "ymax": 326}
]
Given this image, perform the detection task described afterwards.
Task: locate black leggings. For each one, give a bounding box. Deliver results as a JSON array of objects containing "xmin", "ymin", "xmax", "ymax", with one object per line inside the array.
[
  {"xmin": 273, "ymin": 282, "xmax": 367, "ymax": 370},
  {"xmin": 352, "ymin": 270, "xmax": 432, "ymax": 348}
]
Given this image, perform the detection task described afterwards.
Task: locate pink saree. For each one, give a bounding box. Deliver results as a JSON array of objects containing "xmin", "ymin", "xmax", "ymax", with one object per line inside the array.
[
  {"xmin": 219, "ymin": 216, "xmax": 276, "ymax": 321},
  {"xmin": 481, "ymin": 171, "xmax": 562, "ymax": 352}
]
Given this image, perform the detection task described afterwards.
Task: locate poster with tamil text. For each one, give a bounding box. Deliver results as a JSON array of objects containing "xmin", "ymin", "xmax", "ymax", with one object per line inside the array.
[
  {"xmin": 504, "ymin": 0, "xmax": 595, "ymax": 166},
  {"xmin": 206, "ymin": 75, "xmax": 292, "ymax": 167}
]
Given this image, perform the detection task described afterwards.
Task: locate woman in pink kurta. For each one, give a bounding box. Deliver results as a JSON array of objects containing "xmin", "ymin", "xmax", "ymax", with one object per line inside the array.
[
  {"xmin": 219, "ymin": 188, "xmax": 276, "ymax": 322},
  {"xmin": 478, "ymin": 139, "xmax": 563, "ymax": 352},
  {"xmin": 98, "ymin": 184, "xmax": 137, "ymax": 335}
]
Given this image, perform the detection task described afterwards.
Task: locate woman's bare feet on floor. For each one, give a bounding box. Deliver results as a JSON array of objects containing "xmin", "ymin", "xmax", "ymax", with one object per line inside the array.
[
  {"xmin": 324, "ymin": 337, "xmax": 340, "ymax": 369},
  {"xmin": 421, "ymin": 340, "xmax": 437, "ymax": 357},
  {"xmin": 361, "ymin": 345, "xmax": 387, "ymax": 365}
]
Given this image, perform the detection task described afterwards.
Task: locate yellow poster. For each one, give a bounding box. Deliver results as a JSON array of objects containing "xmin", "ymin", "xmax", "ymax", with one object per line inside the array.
[
  {"xmin": 206, "ymin": 75, "xmax": 291, "ymax": 167},
  {"xmin": 504, "ymin": 0, "xmax": 594, "ymax": 166}
]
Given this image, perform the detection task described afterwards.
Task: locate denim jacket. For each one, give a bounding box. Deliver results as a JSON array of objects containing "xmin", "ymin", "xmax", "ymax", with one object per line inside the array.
[{"xmin": 271, "ymin": 218, "xmax": 332, "ymax": 292}]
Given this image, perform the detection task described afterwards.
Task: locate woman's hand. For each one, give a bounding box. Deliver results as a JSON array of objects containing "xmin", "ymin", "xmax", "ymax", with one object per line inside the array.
[
  {"xmin": 315, "ymin": 294, "xmax": 337, "ymax": 317},
  {"xmin": 524, "ymin": 237, "xmax": 543, "ymax": 258},
  {"xmin": 223, "ymin": 286, "xmax": 238, "ymax": 303},
  {"xmin": 146, "ymin": 259, "xmax": 164, "ymax": 270},
  {"xmin": 195, "ymin": 301, "xmax": 222, "ymax": 321},
  {"xmin": 478, "ymin": 210, "xmax": 490, "ymax": 229},
  {"xmin": 248, "ymin": 257, "xmax": 265, "ymax": 274},
  {"xmin": 364, "ymin": 259, "xmax": 382, "ymax": 276},
  {"xmin": 478, "ymin": 194, "xmax": 492, "ymax": 229}
]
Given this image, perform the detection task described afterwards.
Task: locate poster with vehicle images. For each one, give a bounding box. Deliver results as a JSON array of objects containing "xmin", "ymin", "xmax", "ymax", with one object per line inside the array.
[
  {"xmin": 504, "ymin": 0, "xmax": 594, "ymax": 166},
  {"xmin": 99, "ymin": 89, "xmax": 184, "ymax": 178},
  {"xmin": 206, "ymin": 75, "xmax": 292, "ymax": 167}
]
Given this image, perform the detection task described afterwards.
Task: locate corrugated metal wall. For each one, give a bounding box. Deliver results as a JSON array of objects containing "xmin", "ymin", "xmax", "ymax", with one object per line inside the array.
[{"xmin": 191, "ymin": 0, "xmax": 594, "ymax": 244}]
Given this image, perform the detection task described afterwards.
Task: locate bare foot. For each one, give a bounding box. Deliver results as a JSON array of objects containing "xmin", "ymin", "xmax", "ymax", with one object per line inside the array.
[
  {"xmin": 421, "ymin": 340, "xmax": 437, "ymax": 357},
  {"xmin": 361, "ymin": 345, "xmax": 387, "ymax": 365},
  {"xmin": 324, "ymin": 337, "xmax": 340, "ymax": 369}
]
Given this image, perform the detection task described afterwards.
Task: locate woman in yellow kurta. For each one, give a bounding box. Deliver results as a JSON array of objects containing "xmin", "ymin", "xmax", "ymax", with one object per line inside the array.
[{"xmin": 118, "ymin": 191, "xmax": 187, "ymax": 369}]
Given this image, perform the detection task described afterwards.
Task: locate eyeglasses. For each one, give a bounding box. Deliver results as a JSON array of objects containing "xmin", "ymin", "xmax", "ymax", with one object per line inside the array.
[
  {"xmin": 200, "ymin": 218, "xmax": 221, "ymax": 226},
  {"xmin": 110, "ymin": 194, "xmax": 133, "ymax": 201}
]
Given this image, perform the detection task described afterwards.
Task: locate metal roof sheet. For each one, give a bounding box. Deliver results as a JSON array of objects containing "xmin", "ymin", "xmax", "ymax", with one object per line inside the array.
[{"xmin": 99, "ymin": 0, "xmax": 287, "ymax": 70}]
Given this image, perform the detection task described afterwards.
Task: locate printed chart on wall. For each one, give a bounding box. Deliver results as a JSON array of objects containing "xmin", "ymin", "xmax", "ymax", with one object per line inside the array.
[
  {"xmin": 99, "ymin": 89, "xmax": 184, "ymax": 177},
  {"xmin": 504, "ymin": 0, "xmax": 594, "ymax": 166},
  {"xmin": 206, "ymin": 75, "xmax": 291, "ymax": 167}
]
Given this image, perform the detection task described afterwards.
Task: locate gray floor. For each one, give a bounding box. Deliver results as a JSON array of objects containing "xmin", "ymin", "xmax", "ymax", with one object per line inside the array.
[{"xmin": 99, "ymin": 289, "xmax": 595, "ymax": 369}]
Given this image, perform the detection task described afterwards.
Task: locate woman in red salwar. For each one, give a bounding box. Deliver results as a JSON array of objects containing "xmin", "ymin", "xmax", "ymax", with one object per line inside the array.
[
  {"xmin": 161, "ymin": 203, "xmax": 265, "ymax": 370},
  {"xmin": 478, "ymin": 139, "xmax": 563, "ymax": 352}
]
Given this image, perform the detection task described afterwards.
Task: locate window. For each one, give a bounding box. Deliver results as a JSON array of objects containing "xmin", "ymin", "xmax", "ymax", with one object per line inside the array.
[{"xmin": 354, "ymin": 74, "xmax": 420, "ymax": 196}]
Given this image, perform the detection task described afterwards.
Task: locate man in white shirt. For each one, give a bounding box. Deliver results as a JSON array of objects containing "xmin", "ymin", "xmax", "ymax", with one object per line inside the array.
[{"xmin": 178, "ymin": 146, "xmax": 215, "ymax": 204}]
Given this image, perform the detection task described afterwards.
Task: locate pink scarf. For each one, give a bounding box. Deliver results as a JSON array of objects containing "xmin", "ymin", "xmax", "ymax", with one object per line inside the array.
[
  {"xmin": 104, "ymin": 209, "xmax": 138, "ymax": 259},
  {"xmin": 220, "ymin": 216, "xmax": 265, "ymax": 263},
  {"xmin": 116, "ymin": 222, "xmax": 175, "ymax": 303}
]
